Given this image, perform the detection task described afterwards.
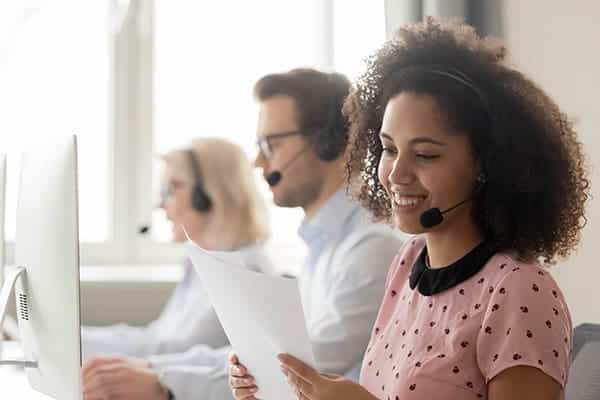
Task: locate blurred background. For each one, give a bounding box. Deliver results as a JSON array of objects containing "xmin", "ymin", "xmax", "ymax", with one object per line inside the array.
[{"xmin": 0, "ymin": 0, "xmax": 598, "ymax": 327}]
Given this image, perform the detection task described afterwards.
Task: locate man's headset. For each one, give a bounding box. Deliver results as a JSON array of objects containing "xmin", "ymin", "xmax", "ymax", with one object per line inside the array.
[{"xmin": 265, "ymin": 73, "xmax": 348, "ymax": 186}]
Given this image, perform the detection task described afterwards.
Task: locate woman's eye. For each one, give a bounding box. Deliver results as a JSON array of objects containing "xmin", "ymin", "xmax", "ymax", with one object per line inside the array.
[
  {"xmin": 416, "ymin": 153, "xmax": 439, "ymax": 160},
  {"xmin": 382, "ymin": 147, "xmax": 397, "ymax": 156}
]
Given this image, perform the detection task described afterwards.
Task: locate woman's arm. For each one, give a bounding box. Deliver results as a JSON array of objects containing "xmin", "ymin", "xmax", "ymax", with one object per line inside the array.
[{"xmin": 488, "ymin": 366, "xmax": 562, "ymax": 400}]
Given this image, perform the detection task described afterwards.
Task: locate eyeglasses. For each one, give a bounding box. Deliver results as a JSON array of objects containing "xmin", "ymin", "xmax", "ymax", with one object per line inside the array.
[
  {"xmin": 159, "ymin": 180, "xmax": 186, "ymax": 203},
  {"xmin": 256, "ymin": 131, "xmax": 303, "ymax": 159}
]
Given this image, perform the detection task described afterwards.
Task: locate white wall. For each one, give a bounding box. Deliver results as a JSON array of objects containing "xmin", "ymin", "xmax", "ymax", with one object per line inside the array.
[{"xmin": 503, "ymin": 0, "xmax": 600, "ymax": 324}]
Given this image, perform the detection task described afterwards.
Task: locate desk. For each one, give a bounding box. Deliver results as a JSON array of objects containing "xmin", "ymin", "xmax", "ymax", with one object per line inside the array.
[{"xmin": 0, "ymin": 341, "xmax": 57, "ymax": 399}]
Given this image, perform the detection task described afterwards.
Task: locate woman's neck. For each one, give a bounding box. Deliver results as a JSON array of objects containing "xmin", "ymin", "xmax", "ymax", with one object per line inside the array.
[{"xmin": 424, "ymin": 214, "xmax": 484, "ymax": 269}]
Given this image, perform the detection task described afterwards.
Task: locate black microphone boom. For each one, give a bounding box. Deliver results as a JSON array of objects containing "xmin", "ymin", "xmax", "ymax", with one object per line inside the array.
[
  {"xmin": 265, "ymin": 146, "xmax": 310, "ymax": 187},
  {"xmin": 419, "ymin": 198, "xmax": 472, "ymax": 229}
]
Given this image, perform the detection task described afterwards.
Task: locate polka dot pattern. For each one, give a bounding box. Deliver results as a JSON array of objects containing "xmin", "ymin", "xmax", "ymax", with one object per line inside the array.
[{"xmin": 360, "ymin": 237, "xmax": 572, "ymax": 400}]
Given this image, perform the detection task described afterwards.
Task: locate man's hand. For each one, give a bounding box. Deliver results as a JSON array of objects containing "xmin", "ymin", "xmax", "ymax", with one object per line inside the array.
[{"xmin": 82, "ymin": 356, "xmax": 169, "ymax": 400}]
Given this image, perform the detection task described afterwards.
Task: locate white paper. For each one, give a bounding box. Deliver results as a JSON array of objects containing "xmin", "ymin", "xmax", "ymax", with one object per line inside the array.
[{"xmin": 186, "ymin": 240, "xmax": 315, "ymax": 400}]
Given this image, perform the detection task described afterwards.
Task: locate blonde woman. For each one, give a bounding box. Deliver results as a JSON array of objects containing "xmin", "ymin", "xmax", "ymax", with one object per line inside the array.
[{"xmin": 81, "ymin": 138, "xmax": 273, "ymax": 400}]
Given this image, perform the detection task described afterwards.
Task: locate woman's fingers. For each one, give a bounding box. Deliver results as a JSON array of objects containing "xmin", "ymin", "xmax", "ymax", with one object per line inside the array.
[
  {"xmin": 232, "ymin": 386, "xmax": 258, "ymax": 400},
  {"xmin": 230, "ymin": 375, "xmax": 256, "ymax": 388},
  {"xmin": 228, "ymin": 352, "xmax": 239, "ymax": 365},
  {"xmin": 228, "ymin": 356, "xmax": 258, "ymax": 400},
  {"xmin": 229, "ymin": 362, "xmax": 249, "ymax": 377},
  {"xmin": 227, "ymin": 354, "xmax": 260, "ymax": 400}
]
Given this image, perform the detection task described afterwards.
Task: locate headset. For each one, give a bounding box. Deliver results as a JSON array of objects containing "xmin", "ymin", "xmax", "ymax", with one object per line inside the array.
[
  {"xmin": 185, "ymin": 149, "xmax": 212, "ymax": 212},
  {"xmin": 312, "ymin": 73, "xmax": 349, "ymax": 161}
]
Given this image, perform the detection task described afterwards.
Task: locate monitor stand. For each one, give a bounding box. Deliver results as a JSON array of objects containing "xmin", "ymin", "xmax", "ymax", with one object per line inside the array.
[{"xmin": 0, "ymin": 266, "xmax": 38, "ymax": 368}]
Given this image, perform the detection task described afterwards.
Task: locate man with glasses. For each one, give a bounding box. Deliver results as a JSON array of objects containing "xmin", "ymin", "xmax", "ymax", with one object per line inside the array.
[
  {"xmin": 227, "ymin": 67, "xmax": 404, "ymax": 386},
  {"xmin": 94, "ymin": 68, "xmax": 403, "ymax": 400}
]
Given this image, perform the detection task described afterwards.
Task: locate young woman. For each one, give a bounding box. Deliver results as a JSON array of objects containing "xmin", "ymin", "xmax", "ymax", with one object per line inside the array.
[{"xmin": 228, "ymin": 18, "xmax": 590, "ymax": 400}]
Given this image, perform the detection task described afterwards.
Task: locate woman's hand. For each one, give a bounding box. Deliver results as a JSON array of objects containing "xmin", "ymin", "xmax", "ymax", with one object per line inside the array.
[
  {"xmin": 228, "ymin": 353, "xmax": 259, "ymax": 400},
  {"xmin": 278, "ymin": 354, "xmax": 378, "ymax": 400}
]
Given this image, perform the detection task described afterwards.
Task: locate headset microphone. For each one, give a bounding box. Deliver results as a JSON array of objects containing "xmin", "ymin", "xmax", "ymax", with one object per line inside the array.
[
  {"xmin": 419, "ymin": 198, "xmax": 472, "ymax": 229},
  {"xmin": 265, "ymin": 171, "xmax": 282, "ymax": 187},
  {"xmin": 419, "ymin": 172, "xmax": 488, "ymax": 228},
  {"xmin": 265, "ymin": 146, "xmax": 310, "ymax": 187}
]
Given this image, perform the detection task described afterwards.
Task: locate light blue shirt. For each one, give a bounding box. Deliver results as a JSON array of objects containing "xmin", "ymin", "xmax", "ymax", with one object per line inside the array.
[
  {"xmin": 155, "ymin": 190, "xmax": 404, "ymax": 399},
  {"xmin": 297, "ymin": 189, "xmax": 403, "ymax": 374}
]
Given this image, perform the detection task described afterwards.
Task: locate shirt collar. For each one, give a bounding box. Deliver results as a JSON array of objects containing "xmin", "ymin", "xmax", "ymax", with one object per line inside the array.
[
  {"xmin": 409, "ymin": 241, "xmax": 496, "ymax": 296},
  {"xmin": 298, "ymin": 189, "xmax": 359, "ymax": 246}
]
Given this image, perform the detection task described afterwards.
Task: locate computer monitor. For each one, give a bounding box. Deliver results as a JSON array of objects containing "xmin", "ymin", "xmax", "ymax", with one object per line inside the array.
[
  {"xmin": 0, "ymin": 154, "xmax": 5, "ymax": 287},
  {"xmin": 0, "ymin": 154, "xmax": 15, "ymax": 343},
  {"xmin": 0, "ymin": 135, "xmax": 82, "ymax": 400},
  {"xmin": 0, "ymin": 155, "xmax": 20, "ymax": 342}
]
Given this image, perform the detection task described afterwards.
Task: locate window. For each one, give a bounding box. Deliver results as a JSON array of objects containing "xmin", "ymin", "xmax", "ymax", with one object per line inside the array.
[
  {"xmin": 333, "ymin": 0, "xmax": 386, "ymax": 80},
  {"xmin": 0, "ymin": 1, "xmax": 110, "ymax": 256},
  {"xmin": 150, "ymin": 1, "xmax": 384, "ymax": 271},
  {"xmin": 150, "ymin": 0, "xmax": 329, "ymax": 269},
  {"xmin": 1, "ymin": 0, "xmax": 385, "ymax": 267}
]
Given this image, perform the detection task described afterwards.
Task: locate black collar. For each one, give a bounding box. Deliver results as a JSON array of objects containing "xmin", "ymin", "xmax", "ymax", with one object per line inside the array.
[{"xmin": 409, "ymin": 242, "xmax": 496, "ymax": 296}]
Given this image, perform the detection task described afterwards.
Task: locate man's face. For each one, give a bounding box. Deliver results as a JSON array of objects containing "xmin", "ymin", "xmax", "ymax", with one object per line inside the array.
[{"xmin": 254, "ymin": 95, "xmax": 323, "ymax": 208}]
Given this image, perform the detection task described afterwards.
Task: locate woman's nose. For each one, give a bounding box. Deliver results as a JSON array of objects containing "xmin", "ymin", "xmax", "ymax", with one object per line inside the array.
[{"xmin": 388, "ymin": 156, "xmax": 415, "ymax": 185}]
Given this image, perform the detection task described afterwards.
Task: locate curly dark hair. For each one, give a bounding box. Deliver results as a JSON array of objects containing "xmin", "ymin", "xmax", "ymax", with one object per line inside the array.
[{"xmin": 343, "ymin": 18, "xmax": 590, "ymax": 264}]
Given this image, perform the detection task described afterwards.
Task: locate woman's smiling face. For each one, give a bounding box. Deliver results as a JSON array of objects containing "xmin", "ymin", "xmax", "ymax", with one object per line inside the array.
[{"xmin": 377, "ymin": 92, "xmax": 480, "ymax": 234}]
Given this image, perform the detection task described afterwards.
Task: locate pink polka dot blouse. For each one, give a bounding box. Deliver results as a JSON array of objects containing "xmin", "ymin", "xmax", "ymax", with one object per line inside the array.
[{"xmin": 360, "ymin": 236, "xmax": 572, "ymax": 399}]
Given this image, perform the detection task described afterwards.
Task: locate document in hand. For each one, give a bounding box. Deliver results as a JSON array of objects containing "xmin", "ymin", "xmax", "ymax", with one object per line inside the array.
[{"xmin": 186, "ymin": 240, "xmax": 316, "ymax": 400}]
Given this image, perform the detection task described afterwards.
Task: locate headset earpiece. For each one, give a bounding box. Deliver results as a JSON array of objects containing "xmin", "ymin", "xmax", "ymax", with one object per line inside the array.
[{"xmin": 186, "ymin": 150, "xmax": 212, "ymax": 212}]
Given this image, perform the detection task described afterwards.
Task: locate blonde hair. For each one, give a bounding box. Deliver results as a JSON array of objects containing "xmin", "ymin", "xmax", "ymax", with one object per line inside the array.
[{"xmin": 162, "ymin": 138, "xmax": 269, "ymax": 250}]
